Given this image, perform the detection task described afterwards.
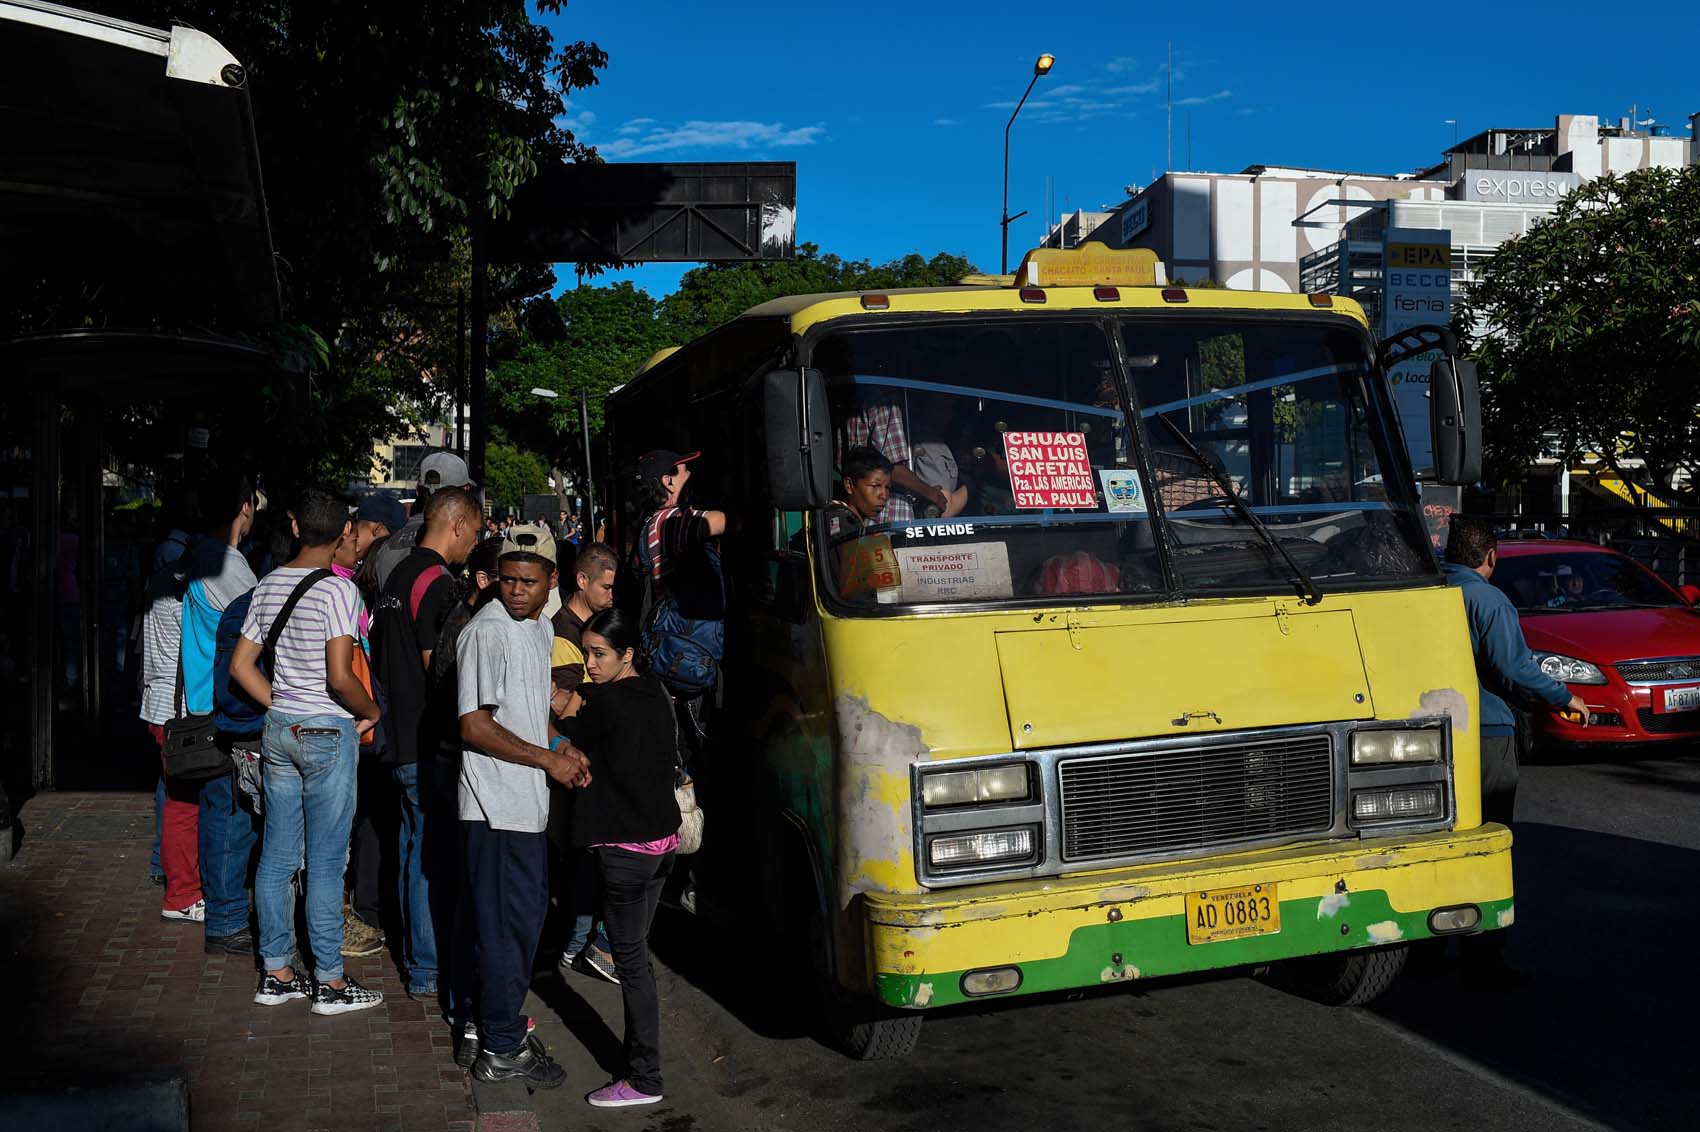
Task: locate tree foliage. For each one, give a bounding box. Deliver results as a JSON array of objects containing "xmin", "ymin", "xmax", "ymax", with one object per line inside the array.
[
  {"xmin": 1457, "ymin": 166, "xmax": 1700, "ymax": 498},
  {"xmin": 482, "ymin": 441, "xmax": 550, "ymax": 509}
]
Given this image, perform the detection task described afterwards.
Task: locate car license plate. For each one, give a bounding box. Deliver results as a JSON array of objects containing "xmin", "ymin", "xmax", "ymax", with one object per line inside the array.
[
  {"xmin": 1184, "ymin": 883, "xmax": 1280, "ymax": 945},
  {"xmin": 1656, "ymin": 685, "xmax": 1700, "ymax": 714}
]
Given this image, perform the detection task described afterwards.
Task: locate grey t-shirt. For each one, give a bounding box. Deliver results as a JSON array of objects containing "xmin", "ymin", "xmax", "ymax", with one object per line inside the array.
[
  {"xmin": 456, "ymin": 598, "xmax": 554, "ymax": 833},
  {"xmin": 372, "ymin": 513, "xmax": 423, "ymax": 589}
]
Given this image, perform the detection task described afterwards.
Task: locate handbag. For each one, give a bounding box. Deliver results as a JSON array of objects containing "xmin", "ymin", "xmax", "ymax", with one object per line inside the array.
[
  {"xmin": 162, "ymin": 648, "xmax": 230, "ymax": 782},
  {"xmin": 671, "ymin": 706, "xmax": 704, "ymax": 855}
]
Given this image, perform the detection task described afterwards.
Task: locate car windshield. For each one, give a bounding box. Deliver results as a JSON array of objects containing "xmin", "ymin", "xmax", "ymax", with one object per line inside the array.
[
  {"xmin": 811, "ymin": 316, "xmax": 1434, "ymax": 610},
  {"xmin": 1490, "ymin": 552, "xmax": 1681, "ymax": 612}
]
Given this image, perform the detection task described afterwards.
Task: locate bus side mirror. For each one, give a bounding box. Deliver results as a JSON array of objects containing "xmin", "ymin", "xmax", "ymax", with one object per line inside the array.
[
  {"xmin": 1430, "ymin": 356, "xmax": 1481, "ymax": 486},
  {"xmin": 763, "ymin": 367, "xmax": 831, "ymax": 509}
]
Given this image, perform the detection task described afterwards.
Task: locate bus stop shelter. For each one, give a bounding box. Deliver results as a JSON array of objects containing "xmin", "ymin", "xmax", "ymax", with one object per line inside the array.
[{"xmin": 0, "ymin": 0, "xmax": 280, "ymax": 829}]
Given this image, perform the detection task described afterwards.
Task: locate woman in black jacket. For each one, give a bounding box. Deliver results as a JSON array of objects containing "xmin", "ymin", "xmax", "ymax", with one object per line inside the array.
[{"xmin": 559, "ymin": 607, "xmax": 679, "ymax": 1108}]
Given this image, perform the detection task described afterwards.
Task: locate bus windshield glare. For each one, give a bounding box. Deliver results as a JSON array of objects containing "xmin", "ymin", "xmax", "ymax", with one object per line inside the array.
[{"xmin": 815, "ymin": 317, "xmax": 1434, "ymax": 608}]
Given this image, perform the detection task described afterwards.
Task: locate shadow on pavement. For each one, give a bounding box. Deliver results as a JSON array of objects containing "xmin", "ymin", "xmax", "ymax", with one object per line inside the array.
[{"xmin": 1373, "ymin": 820, "xmax": 1696, "ymax": 1132}]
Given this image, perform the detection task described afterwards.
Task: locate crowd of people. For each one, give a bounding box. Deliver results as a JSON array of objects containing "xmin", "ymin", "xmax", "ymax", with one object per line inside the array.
[{"xmin": 139, "ymin": 448, "xmax": 723, "ymax": 1107}]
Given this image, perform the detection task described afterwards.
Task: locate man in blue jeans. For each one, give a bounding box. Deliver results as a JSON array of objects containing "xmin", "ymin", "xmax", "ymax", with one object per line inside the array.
[
  {"xmin": 178, "ymin": 473, "xmax": 259, "ymax": 955},
  {"xmin": 230, "ymin": 490, "xmax": 385, "ymax": 1015},
  {"xmin": 372, "ymin": 486, "xmax": 482, "ymax": 1000}
]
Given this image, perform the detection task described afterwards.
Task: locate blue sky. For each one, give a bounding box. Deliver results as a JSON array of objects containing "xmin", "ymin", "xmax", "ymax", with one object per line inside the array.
[{"xmin": 541, "ymin": 0, "xmax": 1700, "ymax": 299}]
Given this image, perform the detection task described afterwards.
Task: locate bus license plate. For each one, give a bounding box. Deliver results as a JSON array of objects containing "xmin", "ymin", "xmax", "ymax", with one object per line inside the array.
[
  {"xmin": 1657, "ymin": 685, "xmax": 1700, "ymax": 714},
  {"xmin": 1185, "ymin": 883, "xmax": 1281, "ymax": 945}
]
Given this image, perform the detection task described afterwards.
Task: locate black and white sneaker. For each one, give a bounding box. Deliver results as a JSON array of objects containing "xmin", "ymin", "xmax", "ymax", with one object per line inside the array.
[
  {"xmin": 310, "ymin": 976, "xmax": 384, "ymax": 1016},
  {"xmin": 254, "ymin": 970, "xmax": 311, "ymax": 1006}
]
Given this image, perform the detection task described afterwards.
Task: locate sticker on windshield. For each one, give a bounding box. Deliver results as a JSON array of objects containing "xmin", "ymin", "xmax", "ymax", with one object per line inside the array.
[
  {"xmin": 1098, "ymin": 468, "xmax": 1148, "ymax": 516},
  {"xmin": 1003, "ymin": 431, "xmax": 1097, "ymax": 509},
  {"xmin": 895, "ymin": 543, "xmax": 1014, "ymax": 602}
]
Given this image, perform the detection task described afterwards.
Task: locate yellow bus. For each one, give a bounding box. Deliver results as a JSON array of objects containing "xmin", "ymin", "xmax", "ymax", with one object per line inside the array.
[{"xmin": 605, "ymin": 246, "xmax": 1497, "ymax": 1059}]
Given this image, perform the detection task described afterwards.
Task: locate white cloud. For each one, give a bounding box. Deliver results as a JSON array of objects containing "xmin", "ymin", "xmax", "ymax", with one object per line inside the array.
[
  {"xmin": 556, "ymin": 103, "xmax": 595, "ymax": 133},
  {"xmin": 1105, "ymin": 56, "xmax": 1138, "ymax": 73},
  {"xmin": 934, "ymin": 118, "xmax": 961, "ymax": 127},
  {"xmin": 1105, "ymin": 81, "xmax": 1159, "ymax": 96},
  {"xmin": 615, "ymin": 116, "xmax": 655, "ymax": 136},
  {"xmin": 1176, "ymin": 88, "xmax": 1232, "ymax": 106},
  {"xmin": 597, "ymin": 119, "xmax": 826, "ymax": 159}
]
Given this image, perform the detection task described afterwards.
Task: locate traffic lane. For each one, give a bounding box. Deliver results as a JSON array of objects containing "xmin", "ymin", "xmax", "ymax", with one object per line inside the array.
[
  {"xmin": 1371, "ymin": 752, "xmax": 1700, "ymax": 1132},
  {"xmin": 642, "ymin": 961, "xmax": 1600, "ymax": 1132}
]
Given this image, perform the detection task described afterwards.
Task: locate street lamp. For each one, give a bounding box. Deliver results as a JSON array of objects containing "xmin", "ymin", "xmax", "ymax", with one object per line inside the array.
[
  {"xmin": 531, "ymin": 386, "xmax": 596, "ymax": 538},
  {"xmin": 1001, "ymin": 52, "xmax": 1055, "ymax": 275}
]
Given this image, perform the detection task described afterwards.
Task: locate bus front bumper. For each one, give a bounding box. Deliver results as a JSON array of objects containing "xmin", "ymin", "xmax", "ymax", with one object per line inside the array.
[{"xmin": 864, "ymin": 825, "xmax": 1512, "ymax": 1010}]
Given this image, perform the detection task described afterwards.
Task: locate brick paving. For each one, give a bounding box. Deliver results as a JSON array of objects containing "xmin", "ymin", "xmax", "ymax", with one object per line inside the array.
[{"xmin": 0, "ymin": 791, "xmax": 474, "ymax": 1132}]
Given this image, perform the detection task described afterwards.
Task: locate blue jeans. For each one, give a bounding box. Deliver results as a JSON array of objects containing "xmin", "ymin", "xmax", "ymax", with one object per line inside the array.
[
  {"xmin": 199, "ymin": 767, "xmax": 259, "ymax": 936},
  {"xmin": 393, "ymin": 761, "xmax": 440, "ymax": 994},
  {"xmin": 256, "ymin": 711, "xmax": 358, "ymax": 983}
]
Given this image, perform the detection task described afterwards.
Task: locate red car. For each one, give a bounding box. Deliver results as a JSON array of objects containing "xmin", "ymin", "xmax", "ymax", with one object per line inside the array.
[{"xmin": 1489, "ymin": 539, "xmax": 1700, "ymax": 745}]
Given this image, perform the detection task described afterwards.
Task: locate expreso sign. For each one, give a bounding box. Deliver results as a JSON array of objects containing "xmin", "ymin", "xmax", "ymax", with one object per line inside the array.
[{"xmin": 1461, "ymin": 170, "xmax": 1581, "ymax": 205}]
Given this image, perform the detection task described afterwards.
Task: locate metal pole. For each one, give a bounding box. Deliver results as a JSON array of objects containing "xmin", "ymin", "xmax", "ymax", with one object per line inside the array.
[
  {"xmin": 454, "ymin": 286, "xmax": 466, "ymax": 456},
  {"xmin": 580, "ymin": 389, "xmax": 595, "ymax": 539},
  {"xmin": 469, "ymin": 229, "xmax": 488, "ymax": 488},
  {"xmin": 1002, "ymin": 71, "xmax": 1042, "ymax": 275}
]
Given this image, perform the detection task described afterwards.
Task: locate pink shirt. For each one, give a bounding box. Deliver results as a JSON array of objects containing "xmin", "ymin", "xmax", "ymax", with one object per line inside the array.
[{"xmin": 593, "ymin": 834, "xmax": 681, "ymax": 856}]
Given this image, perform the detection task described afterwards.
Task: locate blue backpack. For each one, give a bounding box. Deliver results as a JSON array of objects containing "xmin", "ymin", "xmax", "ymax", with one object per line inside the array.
[
  {"xmin": 637, "ymin": 518, "xmax": 725, "ymax": 696},
  {"xmin": 213, "ymin": 592, "xmax": 264, "ymax": 737}
]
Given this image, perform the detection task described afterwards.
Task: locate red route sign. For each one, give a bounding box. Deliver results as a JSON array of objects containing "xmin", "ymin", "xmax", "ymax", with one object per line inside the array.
[{"xmin": 1002, "ymin": 430, "xmax": 1098, "ymax": 509}]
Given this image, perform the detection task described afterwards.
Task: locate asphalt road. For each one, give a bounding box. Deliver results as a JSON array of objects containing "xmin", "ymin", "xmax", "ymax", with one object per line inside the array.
[{"xmin": 520, "ymin": 745, "xmax": 1698, "ymax": 1132}]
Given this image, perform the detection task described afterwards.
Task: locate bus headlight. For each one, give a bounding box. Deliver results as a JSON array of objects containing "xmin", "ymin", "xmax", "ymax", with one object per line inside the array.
[
  {"xmin": 1534, "ymin": 653, "xmax": 1606, "ymax": 685},
  {"xmin": 1350, "ymin": 729, "xmax": 1443, "ymax": 766},
  {"xmin": 920, "ymin": 764, "xmax": 1032, "ymax": 809},
  {"xmin": 1352, "ymin": 785, "xmax": 1444, "ymax": 823},
  {"xmin": 927, "ymin": 827, "xmax": 1037, "ymax": 869}
]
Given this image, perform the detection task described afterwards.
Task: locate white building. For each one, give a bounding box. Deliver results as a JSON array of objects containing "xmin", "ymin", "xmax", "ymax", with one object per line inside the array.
[{"xmin": 1087, "ymin": 112, "xmax": 1700, "ymax": 294}]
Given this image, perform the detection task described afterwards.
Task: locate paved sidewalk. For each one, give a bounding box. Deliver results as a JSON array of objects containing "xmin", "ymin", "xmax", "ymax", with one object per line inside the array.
[{"xmin": 0, "ymin": 791, "xmax": 473, "ymax": 1132}]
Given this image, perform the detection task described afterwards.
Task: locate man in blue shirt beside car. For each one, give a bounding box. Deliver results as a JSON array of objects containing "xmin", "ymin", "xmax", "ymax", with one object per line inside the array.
[{"xmin": 1443, "ymin": 516, "xmax": 1586, "ymax": 985}]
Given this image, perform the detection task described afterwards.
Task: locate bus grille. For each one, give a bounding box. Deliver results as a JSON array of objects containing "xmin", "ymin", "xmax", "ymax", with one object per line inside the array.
[{"xmin": 1058, "ymin": 733, "xmax": 1334, "ymax": 862}]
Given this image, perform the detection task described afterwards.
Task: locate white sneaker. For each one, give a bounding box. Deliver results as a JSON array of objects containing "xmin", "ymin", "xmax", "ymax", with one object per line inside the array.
[{"xmin": 161, "ymin": 899, "xmax": 206, "ymax": 923}]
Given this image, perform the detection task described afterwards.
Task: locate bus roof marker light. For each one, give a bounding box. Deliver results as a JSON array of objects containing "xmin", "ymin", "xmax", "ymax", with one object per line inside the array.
[
  {"xmin": 1018, "ymin": 287, "xmax": 1046, "ymax": 304},
  {"xmin": 1161, "ymin": 288, "xmax": 1189, "ymax": 303},
  {"xmin": 1093, "ymin": 286, "xmax": 1120, "ymax": 302},
  {"xmin": 1309, "ymin": 293, "xmax": 1334, "ymax": 307},
  {"xmin": 860, "ymin": 294, "xmax": 890, "ymax": 311}
]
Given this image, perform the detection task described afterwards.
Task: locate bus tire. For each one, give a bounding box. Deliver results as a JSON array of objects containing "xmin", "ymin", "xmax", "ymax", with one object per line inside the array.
[
  {"xmin": 836, "ymin": 1009, "xmax": 925, "ymax": 1061},
  {"xmin": 1286, "ymin": 943, "xmax": 1408, "ymax": 1007}
]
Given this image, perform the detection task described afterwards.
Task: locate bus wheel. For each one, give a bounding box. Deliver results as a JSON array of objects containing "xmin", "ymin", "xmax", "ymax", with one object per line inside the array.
[
  {"xmin": 1284, "ymin": 943, "xmax": 1409, "ymax": 1007},
  {"xmin": 829, "ymin": 998, "xmax": 925, "ymax": 1061}
]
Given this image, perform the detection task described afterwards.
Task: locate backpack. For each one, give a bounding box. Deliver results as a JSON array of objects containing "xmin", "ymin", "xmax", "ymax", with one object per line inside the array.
[
  {"xmin": 636, "ymin": 512, "xmax": 725, "ymax": 696},
  {"xmin": 372, "ymin": 561, "xmax": 453, "ymax": 761},
  {"xmin": 213, "ymin": 591, "xmax": 264, "ymax": 737}
]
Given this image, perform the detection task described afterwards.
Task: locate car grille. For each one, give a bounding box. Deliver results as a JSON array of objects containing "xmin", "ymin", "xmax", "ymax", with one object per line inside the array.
[
  {"xmin": 1635, "ymin": 708, "xmax": 1700, "ymax": 735},
  {"xmin": 1616, "ymin": 657, "xmax": 1700, "ymax": 684},
  {"xmin": 1058, "ymin": 733, "xmax": 1334, "ymax": 862}
]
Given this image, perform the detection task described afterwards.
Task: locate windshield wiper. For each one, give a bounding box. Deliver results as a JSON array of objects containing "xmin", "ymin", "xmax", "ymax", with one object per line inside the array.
[{"xmin": 1151, "ymin": 410, "xmax": 1322, "ymax": 605}]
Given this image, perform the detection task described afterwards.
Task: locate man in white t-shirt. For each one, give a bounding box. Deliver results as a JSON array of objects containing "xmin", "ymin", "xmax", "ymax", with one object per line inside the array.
[
  {"xmin": 230, "ymin": 490, "xmax": 384, "ymax": 1016},
  {"xmin": 454, "ymin": 523, "xmax": 589, "ymax": 1086}
]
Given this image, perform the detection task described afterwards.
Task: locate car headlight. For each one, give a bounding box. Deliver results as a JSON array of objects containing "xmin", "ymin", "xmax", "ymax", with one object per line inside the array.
[
  {"xmin": 920, "ymin": 764, "xmax": 1032, "ymax": 809},
  {"xmin": 1351, "ymin": 729, "xmax": 1444, "ymax": 766},
  {"xmin": 1535, "ymin": 653, "xmax": 1606, "ymax": 685}
]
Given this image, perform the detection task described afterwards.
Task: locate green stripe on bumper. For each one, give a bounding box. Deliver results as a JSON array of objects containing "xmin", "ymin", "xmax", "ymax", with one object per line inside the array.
[{"xmin": 874, "ymin": 891, "xmax": 1514, "ymax": 1010}]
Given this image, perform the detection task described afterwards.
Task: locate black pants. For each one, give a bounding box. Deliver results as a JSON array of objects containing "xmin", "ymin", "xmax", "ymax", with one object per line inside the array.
[
  {"xmin": 1465, "ymin": 733, "xmax": 1519, "ymax": 967},
  {"xmin": 464, "ymin": 821, "xmax": 548, "ymax": 1055},
  {"xmin": 349, "ymin": 756, "xmax": 395, "ymax": 927},
  {"xmin": 595, "ymin": 846, "xmax": 675, "ymax": 1095}
]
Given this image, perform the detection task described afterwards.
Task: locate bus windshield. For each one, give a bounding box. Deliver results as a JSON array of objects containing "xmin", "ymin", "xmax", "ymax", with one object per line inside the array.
[{"xmin": 814, "ymin": 316, "xmax": 1433, "ymax": 609}]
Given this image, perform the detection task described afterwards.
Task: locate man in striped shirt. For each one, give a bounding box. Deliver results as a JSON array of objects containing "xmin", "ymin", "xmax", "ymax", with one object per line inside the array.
[{"xmin": 230, "ymin": 490, "xmax": 385, "ymax": 1016}]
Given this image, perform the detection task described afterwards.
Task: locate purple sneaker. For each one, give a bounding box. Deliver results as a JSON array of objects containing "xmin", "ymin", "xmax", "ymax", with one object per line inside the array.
[{"xmin": 586, "ymin": 1080, "xmax": 663, "ymax": 1108}]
